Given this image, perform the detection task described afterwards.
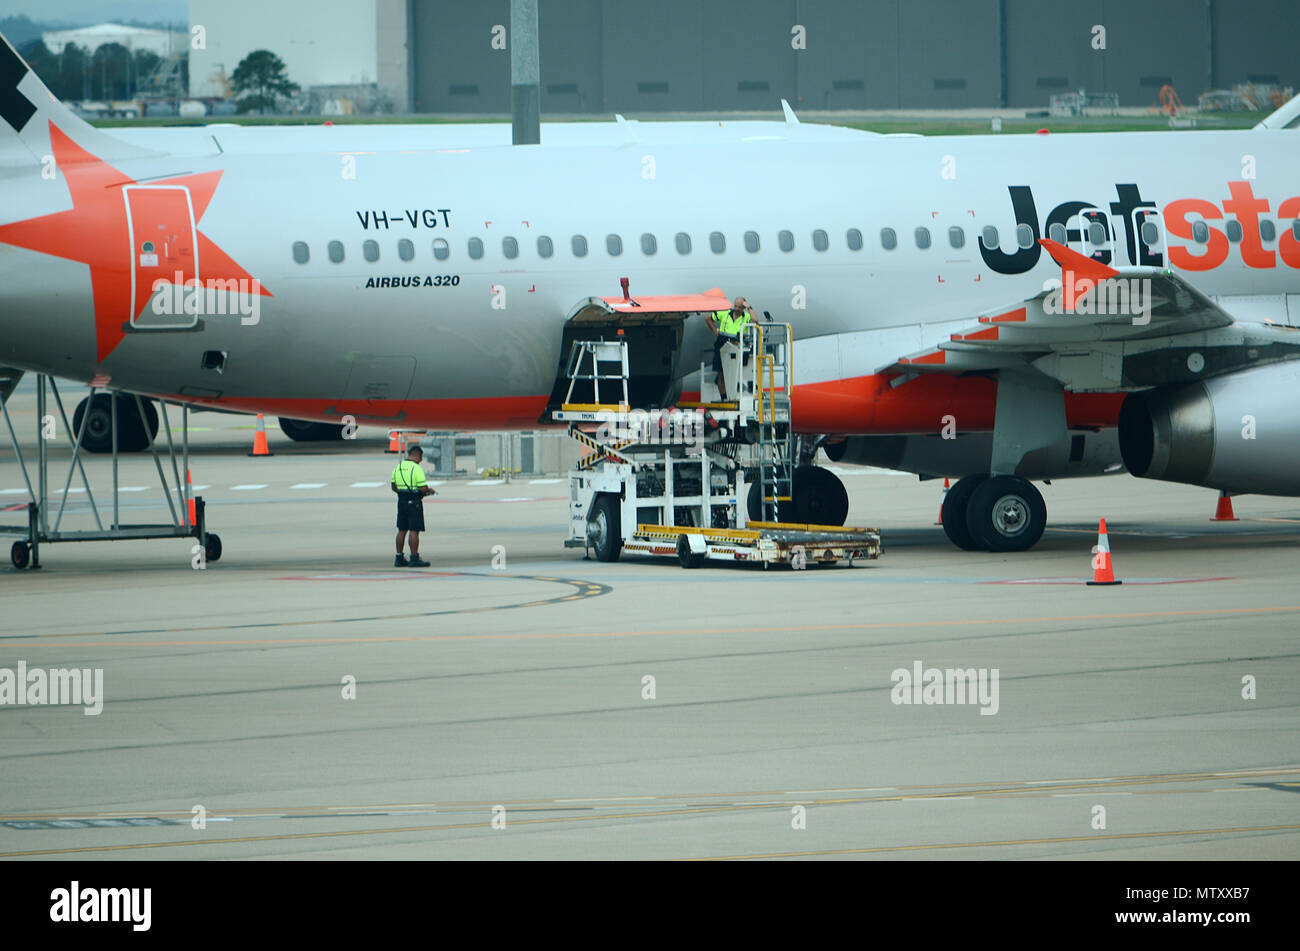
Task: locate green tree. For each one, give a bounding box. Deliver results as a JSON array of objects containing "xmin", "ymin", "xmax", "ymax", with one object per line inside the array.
[{"xmin": 230, "ymin": 49, "xmax": 299, "ymax": 115}]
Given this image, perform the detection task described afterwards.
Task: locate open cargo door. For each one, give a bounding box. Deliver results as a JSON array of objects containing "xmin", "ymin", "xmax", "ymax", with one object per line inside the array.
[{"xmin": 542, "ymin": 287, "xmax": 730, "ymax": 422}]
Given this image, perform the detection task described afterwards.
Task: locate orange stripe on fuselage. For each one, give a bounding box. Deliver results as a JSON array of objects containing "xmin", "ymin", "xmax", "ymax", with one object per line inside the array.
[
  {"xmin": 790, "ymin": 374, "xmax": 1123, "ymax": 434},
  {"xmin": 163, "ymin": 375, "xmax": 1123, "ymax": 436}
]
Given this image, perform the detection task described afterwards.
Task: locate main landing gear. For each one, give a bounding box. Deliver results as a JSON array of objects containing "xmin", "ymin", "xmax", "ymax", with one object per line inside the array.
[{"xmin": 941, "ymin": 474, "xmax": 1046, "ymax": 552}]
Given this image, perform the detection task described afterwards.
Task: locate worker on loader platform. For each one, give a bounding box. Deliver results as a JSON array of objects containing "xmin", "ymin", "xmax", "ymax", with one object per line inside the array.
[{"xmin": 706, "ymin": 296, "xmax": 756, "ymax": 400}]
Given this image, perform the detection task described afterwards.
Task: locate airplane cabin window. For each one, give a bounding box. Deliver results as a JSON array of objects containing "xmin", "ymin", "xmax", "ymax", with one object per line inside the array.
[
  {"xmin": 709, "ymin": 231, "xmax": 726, "ymax": 253},
  {"xmin": 571, "ymin": 235, "xmax": 588, "ymax": 257},
  {"xmin": 1015, "ymin": 223, "xmax": 1034, "ymax": 249},
  {"xmin": 468, "ymin": 237, "xmax": 484, "ymax": 259},
  {"xmin": 812, "ymin": 229, "xmax": 829, "ymax": 251},
  {"xmin": 327, "ymin": 240, "xmax": 344, "ymax": 263},
  {"xmin": 1225, "ymin": 220, "xmax": 1243, "ymax": 242},
  {"xmin": 1140, "ymin": 221, "xmax": 1160, "ymax": 246},
  {"xmin": 1293, "ymin": 221, "xmax": 1300, "ymax": 240},
  {"xmin": 1088, "ymin": 221, "xmax": 1107, "ymax": 246},
  {"xmin": 675, "ymin": 232, "xmax": 692, "ymax": 254},
  {"xmin": 433, "ymin": 238, "xmax": 449, "ymax": 260},
  {"xmin": 537, "ymin": 235, "xmax": 554, "ymax": 258},
  {"xmin": 292, "ymin": 241, "xmax": 309, "ymax": 264},
  {"xmin": 363, "ymin": 239, "xmax": 380, "ymax": 262},
  {"xmin": 1192, "ymin": 221, "xmax": 1209, "ymax": 244},
  {"xmin": 778, "ymin": 230, "xmax": 794, "ymax": 252},
  {"xmin": 641, "ymin": 233, "xmax": 657, "ymax": 255},
  {"xmin": 880, "ymin": 228, "xmax": 897, "ymax": 250},
  {"xmin": 1259, "ymin": 219, "xmax": 1276, "ymax": 242},
  {"xmin": 606, "ymin": 234, "xmax": 623, "ymax": 256},
  {"xmin": 397, "ymin": 239, "xmax": 414, "ymax": 262},
  {"xmin": 846, "ymin": 228, "xmax": 863, "ymax": 250},
  {"xmin": 744, "ymin": 231, "xmax": 760, "ymax": 253},
  {"xmin": 981, "ymin": 225, "xmax": 998, "ymax": 249},
  {"xmin": 1047, "ymin": 222, "xmax": 1067, "ymax": 244},
  {"xmin": 948, "ymin": 226, "xmax": 964, "ymax": 249},
  {"xmin": 503, "ymin": 236, "xmax": 519, "ymax": 259},
  {"xmin": 915, "ymin": 227, "xmax": 931, "ymax": 249}
]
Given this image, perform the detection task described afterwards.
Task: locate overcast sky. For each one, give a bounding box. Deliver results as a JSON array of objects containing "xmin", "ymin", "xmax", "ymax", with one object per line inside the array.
[{"xmin": 3, "ymin": 0, "xmax": 187, "ymax": 25}]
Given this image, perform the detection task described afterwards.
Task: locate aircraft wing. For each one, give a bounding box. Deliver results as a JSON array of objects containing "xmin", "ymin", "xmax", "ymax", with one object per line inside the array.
[{"xmin": 887, "ymin": 239, "xmax": 1300, "ymax": 392}]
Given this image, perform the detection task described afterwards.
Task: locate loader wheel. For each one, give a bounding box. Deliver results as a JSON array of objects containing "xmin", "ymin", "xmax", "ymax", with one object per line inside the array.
[
  {"xmin": 676, "ymin": 534, "xmax": 705, "ymax": 569},
  {"xmin": 587, "ymin": 496, "xmax": 622, "ymax": 563}
]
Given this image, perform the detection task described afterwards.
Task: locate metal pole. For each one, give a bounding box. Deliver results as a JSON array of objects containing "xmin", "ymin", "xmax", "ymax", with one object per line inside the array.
[
  {"xmin": 111, "ymin": 390, "xmax": 119, "ymax": 530},
  {"xmin": 37, "ymin": 375, "xmax": 48, "ymax": 536},
  {"xmin": 183, "ymin": 403, "xmax": 190, "ymax": 528},
  {"xmin": 510, "ymin": 0, "xmax": 541, "ymax": 145}
]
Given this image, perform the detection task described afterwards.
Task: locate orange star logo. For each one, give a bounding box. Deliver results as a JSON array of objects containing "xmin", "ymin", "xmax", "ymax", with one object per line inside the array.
[{"xmin": 0, "ymin": 121, "xmax": 270, "ymax": 362}]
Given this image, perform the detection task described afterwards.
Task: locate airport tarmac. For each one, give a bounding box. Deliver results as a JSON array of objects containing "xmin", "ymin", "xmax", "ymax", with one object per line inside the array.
[{"xmin": 1, "ymin": 390, "xmax": 1298, "ymax": 860}]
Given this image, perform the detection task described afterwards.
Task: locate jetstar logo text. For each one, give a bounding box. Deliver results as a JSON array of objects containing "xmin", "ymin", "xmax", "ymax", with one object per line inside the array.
[{"xmin": 979, "ymin": 181, "xmax": 1300, "ymax": 274}]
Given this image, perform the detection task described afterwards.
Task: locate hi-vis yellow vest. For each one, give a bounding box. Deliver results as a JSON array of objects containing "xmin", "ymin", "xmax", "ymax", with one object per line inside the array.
[{"xmin": 715, "ymin": 308, "xmax": 751, "ymax": 336}]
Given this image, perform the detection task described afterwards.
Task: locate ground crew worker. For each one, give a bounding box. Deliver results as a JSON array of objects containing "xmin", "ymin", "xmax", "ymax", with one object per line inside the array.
[
  {"xmin": 391, "ymin": 443, "xmax": 435, "ymax": 567},
  {"xmin": 706, "ymin": 296, "xmax": 756, "ymax": 399}
]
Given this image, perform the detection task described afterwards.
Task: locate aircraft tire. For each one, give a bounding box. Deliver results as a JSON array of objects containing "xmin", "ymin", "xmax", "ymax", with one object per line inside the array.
[
  {"xmin": 941, "ymin": 475, "xmax": 988, "ymax": 551},
  {"xmin": 72, "ymin": 394, "xmax": 154, "ymax": 453},
  {"xmin": 588, "ymin": 495, "xmax": 622, "ymax": 563},
  {"xmin": 792, "ymin": 465, "xmax": 849, "ymax": 525},
  {"xmin": 278, "ymin": 418, "xmax": 344, "ymax": 441},
  {"xmin": 965, "ymin": 476, "xmax": 1046, "ymax": 553}
]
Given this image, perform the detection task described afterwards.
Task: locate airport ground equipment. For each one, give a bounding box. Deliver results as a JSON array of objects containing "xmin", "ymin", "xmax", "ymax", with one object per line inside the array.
[
  {"xmin": 551, "ymin": 290, "xmax": 881, "ymax": 568},
  {"xmin": 1, "ymin": 373, "xmax": 219, "ymax": 569}
]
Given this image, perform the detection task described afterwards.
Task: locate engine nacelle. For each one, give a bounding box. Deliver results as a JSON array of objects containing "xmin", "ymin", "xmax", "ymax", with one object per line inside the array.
[
  {"xmin": 824, "ymin": 430, "xmax": 1121, "ymax": 480},
  {"xmin": 1118, "ymin": 361, "xmax": 1300, "ymax": 495}
]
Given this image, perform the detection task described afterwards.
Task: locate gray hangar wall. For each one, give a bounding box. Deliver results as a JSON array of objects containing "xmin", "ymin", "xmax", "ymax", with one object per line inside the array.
[{"xmin": 407, "ymin": 0, "xmax": 1299, "ymax": 113}]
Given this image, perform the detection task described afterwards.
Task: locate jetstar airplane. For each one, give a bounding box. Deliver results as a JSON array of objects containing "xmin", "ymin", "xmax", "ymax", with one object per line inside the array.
[{"xmin": 3, "ymin": 34, "xmax": 1300, "ymax": 552}]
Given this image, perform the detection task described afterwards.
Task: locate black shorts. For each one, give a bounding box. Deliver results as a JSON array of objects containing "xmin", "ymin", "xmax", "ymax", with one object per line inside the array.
[
  {"xmin": 396, "ymin": 493, "xmax": 425, "ymax": 531},
  {"xmin": 712, "ymin": 335, "xmax": 738, "ymax": 372}
]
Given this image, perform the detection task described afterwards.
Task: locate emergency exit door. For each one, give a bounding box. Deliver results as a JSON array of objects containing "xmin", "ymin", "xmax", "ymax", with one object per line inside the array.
[{"xmin": 124, "ymin": 185, "xmax": 199, "ymax": 327}]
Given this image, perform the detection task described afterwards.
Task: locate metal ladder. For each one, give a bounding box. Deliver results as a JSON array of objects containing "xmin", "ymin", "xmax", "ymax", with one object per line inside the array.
[
  {"xmin": 563, "ymin": 338, "xmax": 629, "ymax": 408},
  {"xmin": 750, "ymin": 323, "xmax": 794, "ymax": 523}
]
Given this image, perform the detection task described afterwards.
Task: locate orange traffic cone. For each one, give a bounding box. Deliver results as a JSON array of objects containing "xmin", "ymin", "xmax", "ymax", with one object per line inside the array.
[
  {"xmin": 248, "ymin": 413, "xmax": 273, "ymax": 457},
  {"xmin": 386, "ymin": 429, "xmax": 402, "ymax": 453},
  {"xmin": 1211, "ymin": 490, "xmax": 1239, "ymax": 522},
  {"xmin": 935, "ymin": 477, "xmax": 950, "ymax": 525},
  {"xmin": 186, "ymin": 468, "xmax": 197, "ymax": 526},
  {"xmin": 1086, "ymin": 518, "xmax": 1122, "ymax": 585}
]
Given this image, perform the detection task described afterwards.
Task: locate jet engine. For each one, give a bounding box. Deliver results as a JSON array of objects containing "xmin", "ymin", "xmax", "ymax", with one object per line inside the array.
[{"xmin": 1118, "ymin": 361, "xmax": 1300, "ymax": 495}]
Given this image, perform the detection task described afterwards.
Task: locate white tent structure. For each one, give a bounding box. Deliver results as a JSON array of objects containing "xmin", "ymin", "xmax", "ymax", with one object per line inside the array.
[{"xmin": 42, "ymin": 23, "xmax": 184, "ymax": 57}]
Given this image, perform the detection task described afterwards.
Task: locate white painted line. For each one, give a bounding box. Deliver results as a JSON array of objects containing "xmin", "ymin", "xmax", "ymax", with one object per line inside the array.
[
  {"xmin": 119, "ymin": 486, "xmax": 150, "ymax": 492},
  {"xmin": 500, "ymin": 497, "xmax": 534, "ymax": 502},
  {"xmin": 1212, "ymin": 788, "xmax": 1264, "ymax": 793},
  {"xmin": 468, "ymin": 479, "xmax": 505, "ymax": 486},
  {"xmin": 291, "ymin": 483, "xmax": 328, "ymax": 489},
  {"xmin": 190, "ymin": 485, "xmax": 210, "ymax": 492},
  {"xmin": 427, "ymin": 480, "xmax": 447, "ymax": 486},
  {"xmin": 231, "ymin": 484, "xmax": 268, "ymax": 491},
  {"xmin": 529, "ymin": 478, "xmax": 562, "ymax": 484},
  {"xmin": 0, "ymin": 488, "xmax": 29, "ymax": 494},
  {"xmin": 903, "ymin": 796, "xmax": 975, "ymax": 801},
  {"xmin": 351, "ymin": 481, "xmax": 384, "ymax": 488},
  {"xmin": 554, "ymin": 796, "xmax": 656, "ymax": 803}
]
